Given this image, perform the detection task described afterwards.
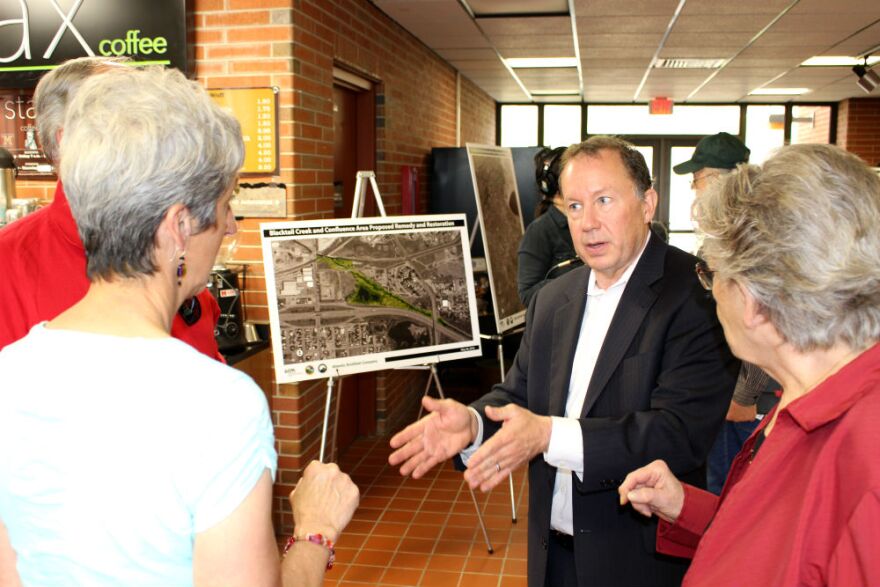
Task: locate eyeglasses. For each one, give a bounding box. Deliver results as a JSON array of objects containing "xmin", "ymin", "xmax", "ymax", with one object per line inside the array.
[
  {"xmin": 694, "ymin": 261, "xmax": 715, "ymax": 291},
  {"xmin": 690, "ymin": 172, "xmax": 720, "ymax": 190}
]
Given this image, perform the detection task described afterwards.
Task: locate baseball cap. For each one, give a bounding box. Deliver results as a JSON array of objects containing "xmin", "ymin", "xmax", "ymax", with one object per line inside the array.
[{"xmin": 673, "ymin": 132, "xmax": 750, "ymax": 175}]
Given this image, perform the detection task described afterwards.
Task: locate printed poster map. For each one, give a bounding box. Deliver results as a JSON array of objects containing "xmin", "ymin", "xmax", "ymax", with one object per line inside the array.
[{"xmin": 261, "ymin": 215, "xmax": 482, "ymax": 382}]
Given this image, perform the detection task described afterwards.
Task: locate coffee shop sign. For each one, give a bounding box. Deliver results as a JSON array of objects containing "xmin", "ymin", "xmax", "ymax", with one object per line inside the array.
[{"xmin": 1, "ymin": 1, "xmax": 170, "ymax": 62}]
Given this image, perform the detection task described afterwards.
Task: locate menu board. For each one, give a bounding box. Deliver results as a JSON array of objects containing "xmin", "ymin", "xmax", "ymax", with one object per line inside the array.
[
  {"xmin": 0, "ymin": 91, "xmax": 54, "ymax": 176},
  {"xmin": 209, "ymin": 87, "xmax": 278, "ymax": 176}
]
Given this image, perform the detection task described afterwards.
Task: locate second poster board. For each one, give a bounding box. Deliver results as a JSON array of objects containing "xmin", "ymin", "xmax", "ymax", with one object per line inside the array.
[{"xmin": 466, "ymin": 144, "xmax": 526, "ymax": 333}]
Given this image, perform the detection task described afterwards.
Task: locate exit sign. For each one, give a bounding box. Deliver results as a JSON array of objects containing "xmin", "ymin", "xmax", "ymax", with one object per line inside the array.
[{"xmin": 649, "ymin": 97, "xmax": 674, "ymax": 115}]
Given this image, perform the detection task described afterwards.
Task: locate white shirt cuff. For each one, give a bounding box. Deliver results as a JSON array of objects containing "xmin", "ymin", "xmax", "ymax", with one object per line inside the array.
[
  {"xmin": 544, "ymin": 416, "xmax": 584, "ymax": 476},
  {"xmin": 459, "ymin": 407, "xmax": 484, "ymax": 466}
]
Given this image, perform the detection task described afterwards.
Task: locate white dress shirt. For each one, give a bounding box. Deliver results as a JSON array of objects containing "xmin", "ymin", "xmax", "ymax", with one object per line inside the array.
[{"xmin": 545, "ymin": 234, "xmax": 649, "ymax": 534}]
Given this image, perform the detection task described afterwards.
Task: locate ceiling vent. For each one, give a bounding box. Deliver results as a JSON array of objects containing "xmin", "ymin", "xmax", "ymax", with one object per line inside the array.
[{"xmin": 654, "ymin": 58, "xmax": 725, "ymax": 69}]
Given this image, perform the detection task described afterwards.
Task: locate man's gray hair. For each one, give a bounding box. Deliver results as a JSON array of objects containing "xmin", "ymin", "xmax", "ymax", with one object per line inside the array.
[
  {"xmin": 33, "ymin": 56, "xmax": 131, "ymax": 163},
  {"xmin": 695, "ymin": 144, "xmax": 880, "ymax": 351},
  {"xmin": 60, "ymin": 66, "xmax": 244, "ymax": 281}
]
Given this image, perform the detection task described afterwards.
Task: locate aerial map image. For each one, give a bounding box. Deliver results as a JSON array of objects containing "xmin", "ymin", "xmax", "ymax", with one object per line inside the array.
[
  {"xmin": 261, "ymin": 216, "xmax": 482, "ymax": 382},
  {"xmin": 466, "ymin": 144, "xmax": 526, "ymax": 333}
]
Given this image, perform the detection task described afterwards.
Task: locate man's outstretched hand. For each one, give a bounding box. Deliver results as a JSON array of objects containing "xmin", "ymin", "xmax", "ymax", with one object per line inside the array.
[{"xmin": 388, "ymin": 396, "xmax": 476, "ymax": 479}]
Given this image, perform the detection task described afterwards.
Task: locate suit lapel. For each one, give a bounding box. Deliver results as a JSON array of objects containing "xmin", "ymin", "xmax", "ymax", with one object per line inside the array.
[
  {"xmin": 549, "ymin": 271, "xmax": 589, "ymax": 418},
  {"xmin": 579, "ymin": 233, "xmax": 665, "ymax": 418}
]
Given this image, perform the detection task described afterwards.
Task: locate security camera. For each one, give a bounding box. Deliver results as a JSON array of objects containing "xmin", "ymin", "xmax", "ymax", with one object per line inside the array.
[{"xmin": 853, "ymin": 64, "xmax": 880, "ymax": 94}]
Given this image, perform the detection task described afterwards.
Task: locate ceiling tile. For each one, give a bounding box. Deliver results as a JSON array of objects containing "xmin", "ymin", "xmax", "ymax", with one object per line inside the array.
[
  {"xmin": 375, "ymin": 0, "xmax": 880, "ymax": 103},
  {"xmin": 477, "ymin": 16, "xmax": 571, "ymax": 36},
  {"xmin": 575, "ymin": 15, "xmax": 671, "ymax": 34},
  {"xmin": 573, "ymin": 0, "xmax": 681, "ymax": 17}
]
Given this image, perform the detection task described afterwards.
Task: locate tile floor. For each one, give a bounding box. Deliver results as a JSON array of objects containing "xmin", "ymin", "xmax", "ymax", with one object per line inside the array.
[{"xmin": 321, "ymin": 435, "xmax": 530, "ymax": 587}]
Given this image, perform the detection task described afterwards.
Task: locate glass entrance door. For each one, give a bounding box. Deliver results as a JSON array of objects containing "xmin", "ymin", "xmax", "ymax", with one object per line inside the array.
[{"xmin": 626, "ymin": 136, "xmax": 702, "ymax": 254}]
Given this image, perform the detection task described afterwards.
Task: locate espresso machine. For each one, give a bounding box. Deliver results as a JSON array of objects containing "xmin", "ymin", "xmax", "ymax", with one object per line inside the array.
[
  {"xmin": 207, "ymin": 267, "xmax": 247, "ymax": 354},
  {"xmin": 207, "ymin": 235, "xmax": 248, "ymax": 354}
]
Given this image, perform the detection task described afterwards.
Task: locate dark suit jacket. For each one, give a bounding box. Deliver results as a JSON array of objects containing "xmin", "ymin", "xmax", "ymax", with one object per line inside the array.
[{"xmin": 471, "ymin": 232, "xmax": 739, "ymax": 587}]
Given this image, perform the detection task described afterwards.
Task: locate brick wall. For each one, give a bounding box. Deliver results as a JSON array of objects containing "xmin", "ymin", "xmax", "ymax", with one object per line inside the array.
[
  {"xmin": 195, "ymin": 0, "xmax": 497, "ymax": 532},
  {"xmin": 836, "ymin": 97, "xmax": 880, "ymax": 166},
  {"xmin": 460, "ymin": 75, "xmax": 497, "ymax": 145}
]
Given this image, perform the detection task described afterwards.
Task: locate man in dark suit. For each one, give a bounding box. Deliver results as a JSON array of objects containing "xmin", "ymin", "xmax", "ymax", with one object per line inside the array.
[{"xmin": 389, "ymin": 136, "xmax": 738, "ymax": 587}]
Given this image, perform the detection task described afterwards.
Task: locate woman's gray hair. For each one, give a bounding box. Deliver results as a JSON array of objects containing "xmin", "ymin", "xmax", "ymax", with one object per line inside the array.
[
  {"xmin": 33, "ymin": 56, "xmax": 131, "ymax": 163},
  {"xmin": 695, "ymin": 144, "xmax": 880, "ymax": 351},
  {"xmin": 59, "ymin": 66, "xmax": 244, "ymax": 281}
]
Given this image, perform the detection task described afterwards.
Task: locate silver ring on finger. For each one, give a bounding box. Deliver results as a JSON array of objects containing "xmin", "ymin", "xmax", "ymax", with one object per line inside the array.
[{"xmin": 495, "ymin": 462, "xmax": 501, "ymax": 474}]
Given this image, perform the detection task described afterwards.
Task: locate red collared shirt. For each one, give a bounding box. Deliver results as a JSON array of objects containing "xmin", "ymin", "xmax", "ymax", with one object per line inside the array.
[
  {"xmin": 0, "ymin": 183, "xmax": 222, "ymax": 359},
  {"xmin": 656, "ymin": 342, "xmax": 880, "ymax": 586}
]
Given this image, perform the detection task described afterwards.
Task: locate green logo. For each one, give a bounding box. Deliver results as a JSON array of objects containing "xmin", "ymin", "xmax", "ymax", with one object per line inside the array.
[{"xmin": 98, "ymin": 30, "xmax": 167, "ymax": 57}]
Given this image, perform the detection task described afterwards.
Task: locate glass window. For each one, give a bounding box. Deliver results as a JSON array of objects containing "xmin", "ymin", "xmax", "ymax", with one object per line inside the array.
[
  {"xmin": 543, "ymin": 105, "xmax": 582, "ymax": 148},
  {"xmin": 669, "ymin": 146, "xmax": 696, "ymax": 231},
  {"xmin": 791, "ymin": 105, "xmax": 831, "ymax": 145},
  {"xmin": 667, "ymin": 146, "xmax": 702, "ymax": 255},
  {"xmin": 500, "ymin": 105, "xmax": 538, "ymax": 147},
  {"xmin": 669, "ymin": 232, "xmax": 701, "ymax": 256},
  {"xmin": 745, "ymin": 105, "xmax": 785, "ymax": 165},
  {"xmin": 586, "ymin": 105, "xmax": 740, "ymax": 136}
]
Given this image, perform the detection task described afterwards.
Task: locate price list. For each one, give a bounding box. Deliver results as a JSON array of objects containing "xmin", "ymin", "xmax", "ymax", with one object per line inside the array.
[{"xmin": 209, "ymin": 87, "xmax": 278, "ymax": 175}]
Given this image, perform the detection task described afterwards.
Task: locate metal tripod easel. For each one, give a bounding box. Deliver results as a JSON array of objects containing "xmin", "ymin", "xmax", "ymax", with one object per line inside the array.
[
  {"xmin": 317, "ymin": 171, "xmax": 498, "ymax": 551},
  {"xmin": 412, "ymin": 363, "xmax": 495, "ymax": 553},
  {"xmin": 477, "ymin": 331, "xmax": 522, "ymax": 524}
]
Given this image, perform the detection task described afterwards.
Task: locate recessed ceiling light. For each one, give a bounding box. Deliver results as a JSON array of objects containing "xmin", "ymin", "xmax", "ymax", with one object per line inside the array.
[
  {"xmin": 801, "ymin": 56, "xmax": 880, "ymax": 67},
  {"xmin": 655, "ymin": 58, "xmax": 725, "ymax": 69},
  {"xmin": 749, "ymin": 87, "xmax": 811, "ymax": 96},
  {"xmin": 504, "ymin": 57, "xmax": 578, "ymax": 69},
  {"xmin": 470, "ymin": 0, "xmax": 568, "ymax": 17}
]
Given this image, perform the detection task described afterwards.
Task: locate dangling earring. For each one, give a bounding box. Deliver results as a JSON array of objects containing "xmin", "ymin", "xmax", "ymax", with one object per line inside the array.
[{"xmin": 177, "ymin": 254, "xmax": 186, "ymax": 286}]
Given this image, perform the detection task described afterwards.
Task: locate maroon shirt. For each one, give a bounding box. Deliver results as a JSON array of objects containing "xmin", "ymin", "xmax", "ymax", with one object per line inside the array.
[
  {"xmin": 0, "ymin": 183, "xmax": 222, "ymax": 359},
  {"xmin": 657, "ymin": 342, "xmax": 880, "ymax": 586}
]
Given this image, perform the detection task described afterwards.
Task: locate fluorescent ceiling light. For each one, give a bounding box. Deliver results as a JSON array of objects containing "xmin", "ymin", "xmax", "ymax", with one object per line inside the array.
[
  {"xmin": 470, "ymin": 0, "xmax": 568, "ymax": 16},
  {"xmin": 504, "ymin": 57, "xmax": 578, "ymax": 69},
  {"xmin": 749, "ymin": 87, "xmax": 811, "ymax": 96},
  {"xmin": 530, "ymin": 89, "xmax": 580, "ymax": 95},
  {"xmin": 801, "ymin": 55, "xmax": 880, "ymax": 67}
]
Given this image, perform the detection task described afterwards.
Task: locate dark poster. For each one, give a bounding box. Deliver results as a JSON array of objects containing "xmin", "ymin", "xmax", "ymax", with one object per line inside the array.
[{"xmin": 0, "ymin": 0, "xmax": 188, "ymax": 88}]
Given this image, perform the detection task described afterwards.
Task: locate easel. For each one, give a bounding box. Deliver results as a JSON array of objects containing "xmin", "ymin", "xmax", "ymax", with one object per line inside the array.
[
  {"xmin": 318, "ymin": 171, "xmax": 386, "ymax": 463},
  {"xmin": 319, "ymin": 170, "xmax": 496, "ymax": 552},
  {"xmin": 470, "ymin": 223, "xmax": 521, "ymax": 524},
  {"xmin": 411, "ymin": 362, "xmax": 494, "ymax": 553},
  {"xmin": 478, "ymin": 331, "xmax": 522, "ymax": 524}
]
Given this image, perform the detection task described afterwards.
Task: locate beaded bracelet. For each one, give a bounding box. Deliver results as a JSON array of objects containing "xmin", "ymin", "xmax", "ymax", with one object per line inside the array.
[{"xmin": 283, "ymin": 533, "xmax": 336, "ymax": 570}]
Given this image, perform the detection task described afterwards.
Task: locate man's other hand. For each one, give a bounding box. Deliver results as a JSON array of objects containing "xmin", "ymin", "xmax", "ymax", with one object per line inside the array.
[{"xmin": 463, "ymin": 404, "xmax": 551, "ymax": 492}]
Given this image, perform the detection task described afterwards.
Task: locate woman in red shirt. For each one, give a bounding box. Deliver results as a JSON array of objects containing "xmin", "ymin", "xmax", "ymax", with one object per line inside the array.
[{"xmin": 619, "ymin": 143, "xmax": 880, "ymax": 586}]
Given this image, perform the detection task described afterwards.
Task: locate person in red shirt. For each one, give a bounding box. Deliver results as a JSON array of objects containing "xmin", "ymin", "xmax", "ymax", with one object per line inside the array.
[
  {"xmin": 0, "ymin": 57, "xmax": 222, "ymax": 358},
  {"xmin": 619, "ymin": 143, "xmax": 880, "ymax": 586}
]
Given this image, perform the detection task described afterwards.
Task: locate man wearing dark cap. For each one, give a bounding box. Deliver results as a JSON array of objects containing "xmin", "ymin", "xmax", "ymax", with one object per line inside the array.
[
  {"xmin": 673, "ymin": 131, "xmax": 751, "ymax": 196},
  {"xmin": 675, "ymin": 132, "xmax": 779, "ymax": 494}
]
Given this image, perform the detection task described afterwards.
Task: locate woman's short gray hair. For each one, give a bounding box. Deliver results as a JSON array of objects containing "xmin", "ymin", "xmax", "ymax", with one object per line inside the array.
[
  {"xmin": 60, "ymin": 66, "xmax": 244, "ymax": 281},
  {"xmin": 695, "ymin": 144, "xmax": 880, "ymax": 351}
]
